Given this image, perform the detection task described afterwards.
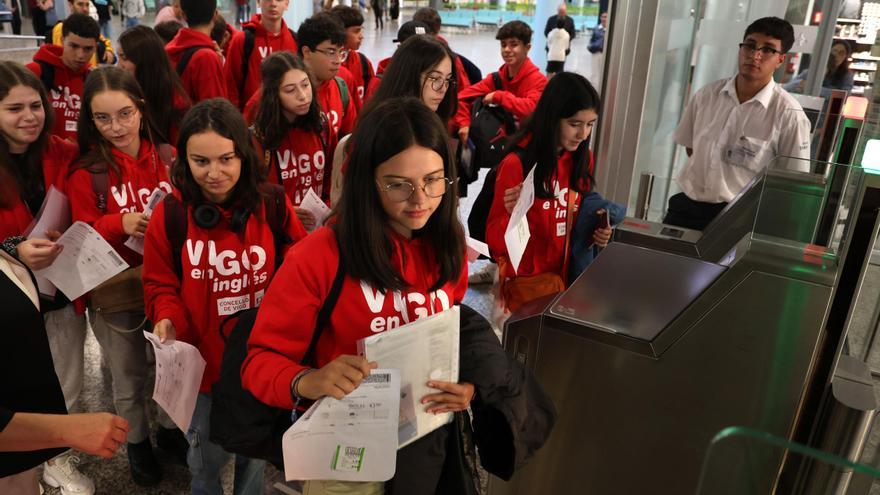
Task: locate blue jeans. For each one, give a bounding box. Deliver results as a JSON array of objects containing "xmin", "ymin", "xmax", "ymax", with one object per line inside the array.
[
  {"xmin": 187, "ymin": 393, "xmax": 266, "ymax": 495},
  {"xmin": 99, "ymin": 20, "xmax": 111, "ymax": 40},
  {"xmin": 124, "ymin": 16, "xmax": 139, "ymax": 28}
]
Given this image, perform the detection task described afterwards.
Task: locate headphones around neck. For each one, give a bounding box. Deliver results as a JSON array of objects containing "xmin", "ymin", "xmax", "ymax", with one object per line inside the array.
[{"xmin": 193, "ymin": 202, "xmax": 253, "ymax": 233}]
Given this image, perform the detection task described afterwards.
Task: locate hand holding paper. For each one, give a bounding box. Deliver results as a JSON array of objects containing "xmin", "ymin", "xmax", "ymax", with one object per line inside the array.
[
  {"xmin": 298, "ymin": 188, "xmax": 331, "ymax": 232},
  {"xmin": 504, "ymin": 165, "xmax": 536, "ymax": 274},
  {"xmin": 144, "ymin": 332, "xmax": 205, "ymax": 431}
]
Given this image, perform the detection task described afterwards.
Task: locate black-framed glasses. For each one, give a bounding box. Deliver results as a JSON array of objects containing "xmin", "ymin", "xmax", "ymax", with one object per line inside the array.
[
  {"xmin": 376, "ymin": 177, "xmax": 455, "ymax": 202},
  {"xmin": 313, "ymin": 47, "xmax": 349, "ymax": 62},
  {"xmin": 739, "ymin": 43, "xmax": 783, "ymax": 58},
  {"xmin": 425, "ymin": 75, "xmax": 456, "ymax": 92}
]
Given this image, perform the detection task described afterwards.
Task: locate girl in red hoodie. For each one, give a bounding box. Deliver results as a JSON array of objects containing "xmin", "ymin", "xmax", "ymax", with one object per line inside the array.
[
  {"xmin": 0, "ymin": 61, "xmax": 99, "ymax": 495},
  {"xmin": 66, "ymin": 66, "xmax": 173, "ymax": 487},
  {"xmin": 243, "ymin": 98, "xmax": 473, "ymax": 493},
  {"xmin": 486, "ymin": 72, "xmax": 611, "ymax": 314},
  {"xmin": 252, "ymin": 52, "xmax": 332, "ymax": 231},
  {"xmin": 143, "ymin": 98, "xmax": 307, "ymax": 495}
]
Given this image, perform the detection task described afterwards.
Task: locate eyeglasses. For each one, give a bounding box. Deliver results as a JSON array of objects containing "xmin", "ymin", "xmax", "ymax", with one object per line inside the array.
[
  {"xmin": 738, "ymin": 43, "xmax": 783, "ymax": 58},
  {"xmin": 313, "ymin": 47, "xmax": 349, "ymax": 62},
  {"xmin": 425, "ymin": 75, "xmax": 456, "ymax": 92},
  {"xmin": 93, "ymin": 107, "xmax": 138, "ymax": 129},
  {"xmin": 376, "ymin": 177, "xmax": 455, "ymax": 202}
]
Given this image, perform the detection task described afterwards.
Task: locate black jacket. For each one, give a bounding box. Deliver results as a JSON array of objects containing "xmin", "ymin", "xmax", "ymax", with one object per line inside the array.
[{"xmin": 544, "ymin": 14, "xmax": 576, "ymax": 40}]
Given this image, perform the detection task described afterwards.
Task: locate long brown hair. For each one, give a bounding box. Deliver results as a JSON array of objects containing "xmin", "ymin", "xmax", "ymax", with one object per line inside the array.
[
  {"xmin": 71, "ymin": 66, "xmax": 166, "ymax": 182},
  {"xmin": 0, "ymin": 61, "xmax": 54, "ymax": 208},
  {"xmin": 253, "ymin": 52, "xmax": 324, "ymax": 151}
]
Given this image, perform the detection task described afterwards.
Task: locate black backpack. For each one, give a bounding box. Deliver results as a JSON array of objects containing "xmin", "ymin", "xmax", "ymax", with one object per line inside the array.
[
  {"xmin": 175, "ymin": 45, "xmax": 212, "ymax": 76},
  {"xmin": 466, "ymin": 147, "xmax": 528, "ymax": 244},
  {"xmin": 208, "ymin": 253, "xmax": 346, "ymax": 469},
  {"xmin": 469, "ymin": 72, "xmax": 517, "ymax": 171}
]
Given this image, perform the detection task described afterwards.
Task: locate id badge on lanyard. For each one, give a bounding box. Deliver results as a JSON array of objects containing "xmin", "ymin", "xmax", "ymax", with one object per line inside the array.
[{"xmin": 722, "ymin": 136, "xmax": 759, "ymax": 168}]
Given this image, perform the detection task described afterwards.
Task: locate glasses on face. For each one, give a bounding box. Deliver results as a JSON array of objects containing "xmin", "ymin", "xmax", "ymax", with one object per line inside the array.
[
  {"xmin": 425, "ymin": 75, "xmax": 456, "ymax": 92},
  {"xmin": 93, "ymin": 107, "xmax": 138, "ymax": 129},
  {"xmin": 738, "ymin": 42, "xmax": 783, "ymax": 58},
  {"xmin": 376, "ymin": 177, "xmax": 455, "ymax": 202},
  {"xmin": 313, "ymin": 47, "xmax": 349, "ymax": 62}
]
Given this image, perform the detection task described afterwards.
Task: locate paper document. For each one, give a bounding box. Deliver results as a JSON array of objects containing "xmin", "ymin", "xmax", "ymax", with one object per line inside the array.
[
  {"xmin": 35, "ymin": 221, "xmax": 129, "ymax": 300},
  {"xmin": 24, "ymin": 186, "xmax": 71, "ymax": 297},
  {"xmin": 466, "ymin": 237, "xmax": 490, "ymax": 261},
  {"xmin": 124, "ymin": 188, "xmax": 167, "ymax": 255},
  {"xmin": 282, "ymin": 369, "xmax": 401, "ymax": 482},
  {"xmin": 504, "ymin": 165, "xmax": 536, "ymax": 274},
  {"xmin": 298, "ymin": 188, "xmax": 331, "ymax": 232},
  {"xmin": 144, "ymin": 331, "xmax": 206, "ymax": 432},
  {"xmin": 358, "ymin": 306, "xmax": 460, "ymax": 448}
]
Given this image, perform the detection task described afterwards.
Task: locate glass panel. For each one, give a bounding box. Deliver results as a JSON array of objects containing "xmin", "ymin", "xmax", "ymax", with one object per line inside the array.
[{"xmin": 697, "ymin": 426, "xmax": 880, "ymax": 495}]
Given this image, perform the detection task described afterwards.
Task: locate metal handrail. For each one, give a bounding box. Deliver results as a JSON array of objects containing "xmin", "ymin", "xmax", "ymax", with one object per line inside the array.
[{"xmin": 0, "ymin": 34, "xmax": 44, "ymax": 41}]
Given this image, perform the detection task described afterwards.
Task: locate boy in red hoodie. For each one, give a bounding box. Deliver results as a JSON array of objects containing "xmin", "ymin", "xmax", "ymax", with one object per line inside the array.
[
  {"xmin": 453, "ymin": 20, "xmax": 547, "ymax": 144},
  {"xmin": 26, "ymin": 13, "xmax": 98, "ymax": 142},
  {"xmin": 165, "ymin": 0, "xmax": 227, "ymax": 103},
  {"xmin": 224, "ymin": 0, "xmax": 297, "ymax": 109},
  {"xmin": 329, "ymin": 5, "xmax": 373, "ymax": 106},
  {"xmin": 297, "ymin": 13, "xmax": 357, "ymax": 139}
]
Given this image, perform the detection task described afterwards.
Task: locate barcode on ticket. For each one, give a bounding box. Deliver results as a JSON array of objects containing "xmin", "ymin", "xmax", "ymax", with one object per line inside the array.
[
  {"xmin": 363, "ymin": 373, "xmax": 390, "ymax": 384},
  {"xmin": 107, "ymin": 250, "xmax": 124, "ymax": 266},
  {"xmin": 331, "ymin": 445, "xmax": 365, "ymax": 472}
]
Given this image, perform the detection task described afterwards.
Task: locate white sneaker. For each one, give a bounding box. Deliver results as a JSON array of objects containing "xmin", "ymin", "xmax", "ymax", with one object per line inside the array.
[
  {"xmin": 467, "ymin": 262, "xmax": 497, "ymax": 285},
  {"xmin": 42, "ymin": 454, "xmax": 95, "ymax": 495}
]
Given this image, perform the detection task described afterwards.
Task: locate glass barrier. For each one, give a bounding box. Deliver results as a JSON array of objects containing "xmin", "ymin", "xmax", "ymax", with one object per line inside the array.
[{"xmin": 696, "ymin": 426, "xmax": 880, "ymax": 495}]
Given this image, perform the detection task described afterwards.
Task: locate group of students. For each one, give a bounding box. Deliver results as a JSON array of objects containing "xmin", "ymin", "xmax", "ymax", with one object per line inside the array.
[{"xmin": 0, "ymin": 2, "xmax": 610, "ymax": 495}]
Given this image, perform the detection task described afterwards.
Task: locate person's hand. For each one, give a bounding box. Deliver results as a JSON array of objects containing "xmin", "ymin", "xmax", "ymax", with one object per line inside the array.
[
  {"xmin": 295, "ymin": 208, "xmax": 317, "ymax": 232},
  {"xmin": 64, "ymin": 412, "xmax": 129, "ymax": 459},
  {"xmin": 421, "ymin": 381, "xmax": 475, "ymax": 414},
  {"xmin": 296, "ymin": 355, "xmax": 377, "ymax": 401},
  {"xmin": 16, "ymin": 237, "xmax": 63, "ymax": 271},
  {"xmin": 122, "ymin": 212, "xmax": 149, "ymax": 237},
  {"xmin": 103, "ymin": 50, "xmax": 114, "ymax": 64},
  {"xmin": 153, "ymin": 319, "xmax": 176, "ymax": 343},
  {"xmin": 484, "ymin": 91, "xmax": 496, "ymax": 104},
  {"xmin": 503, "ymin": 184, "xmax": 523, "ymax": 214},
  {"xmin": 592, "ymin": 210, "xmax": 612, "ymax": 247},
  {"xmin": 458, "ymin": 126, "xmax": 469, "ymax": 145}
]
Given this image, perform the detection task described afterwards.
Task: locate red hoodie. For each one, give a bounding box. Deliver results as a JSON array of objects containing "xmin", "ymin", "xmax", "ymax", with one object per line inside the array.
[
  {"xmin": 317, "ymin": 71, "xmax": 358, "ymax": 139},
  {"xmin": 224, "ymin": 15, "xmax": 298, "ymax": 109},
  {"xmin": 341, "ymin": 50, "xmax": 373, "ymax": 108},
  {"xmin": 452, "ymin": 58, "xmax": 547, "ymax": 132},
  {"xmin": 165, "ymin": 28, "xmax": 228, "ymax": 104},
  {"xmin": 364, "ymin": 56, "xmax": 391, "ymax": 103},
  {"xmin": 0, "ymin": 136, "xmax": 79, "ymax": 239},
  {"xmin": 143, "ymin": 195, "xmax": 307, "ymax": 393},
  {"xmin": 242, "ymin": 226, "xmax": 468, "ymax": 409},
  {"xmin": 67, "ymin": 139, "xmax": 173, "ymax": 267},
  {"xmin": 486, "ymin": 147, "xmax": 592, "ymax": 280},
  {"xmin": 261, "ymin": 126, "xmax": 334, "ymax": 204},
  {"xmin": 26, "ymin": 45, "xmax": 90, "ymax": 142}
]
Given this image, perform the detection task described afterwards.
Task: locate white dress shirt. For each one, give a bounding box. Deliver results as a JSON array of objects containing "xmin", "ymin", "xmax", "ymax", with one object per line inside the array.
[{"xmin": 673, "ymin": 76, "xmax": 811, "ymax": 203}]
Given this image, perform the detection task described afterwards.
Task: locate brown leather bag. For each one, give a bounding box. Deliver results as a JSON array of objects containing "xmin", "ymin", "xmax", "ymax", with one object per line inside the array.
[{"xmin": 89, "ymin": 265, "xmax": 144, "ymax": 314}]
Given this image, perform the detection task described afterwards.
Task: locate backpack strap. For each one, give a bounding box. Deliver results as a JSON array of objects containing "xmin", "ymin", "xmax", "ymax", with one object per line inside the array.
[
  {"xmin": 90, "ymin": 170, "xmax": 109, "ymax": 213},
  {"xmin": 334, "ymin": 76, "xmax": 350, "ymax": 120},
  {"xmin": 491, "ymin": 71, "xmax": 502, "ymax": 91},
  {"xmin": 302, "ymin": 251, "xmax": 346, "ymax": 366},
  {"xmin": 239, "ymin": 26, "xmax": 256, "ymax": 100},
  {"xmin": 263, "ymin": 184, "xmax": 292, "ymax": 269},
  {"xmin": 36, "ymin": 60, "xmax": 56, "ymax": 95},
  {"xmin": 288, "ymin": 27, "xmax": 297, "ymax": 43},
  {"xmin": 157, "ymin": 143, "xmax": 175, "ymax": 170},
  {"xmin": 359, "ymin": 52, "xmax": 372, "ymax": 88},
  {"xmin": 176, "ymin": 45, "xmax": 208, "ymax": 76},
  {"xmin": 163, "ymin": 194, "xmax": 189, "ymax": 280}
]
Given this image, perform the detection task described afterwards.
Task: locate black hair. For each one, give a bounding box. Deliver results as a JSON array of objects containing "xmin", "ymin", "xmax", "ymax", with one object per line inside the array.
[
  {"xmin": 827, "ymin": 39, "xmax": 853, "ymax": 87},
  {"xmin": 72, "ymin": 66, "xmax": 167, "ymax": 181},
  {"xmin": 254, "ymin": 51, "xmax": 324, "ymax": 150},
  {"xmin": 744, "ymin": 16, "xmax": 795, "ymax": 53},
  {"xmin": 505, "ymin": 72, "xmax": 600, "ymax": 198},
  {"xmin": 61, "ymin": 13, "xmax": 100, "ymax": 41},
  {"xmin": 180, "ymin": 0, "xmax": 215, "ymax": 27},
  {"xmin": 172, "ymin": 98, "xmax": 267, "ymax": 212},
  {"xmin": 118, "ymin": 25, "xmax": 191, "ymax": 143},
  {"xmin": 154, "ymin": 20, "xmax": 183, "ymax": 44},
  {"xmin": 496, "ymin": 20, "xmax": 532, "ymax": 45},
  {"xmin": 297, "ymin": 12, "xmax": 346, "ymax": 54},
  {"xmin": 0, "ymin": 61, "xmax": 54, "ymax": 209},
  {"xmin": 211, "ymin": 14, "xmax": 229, "ymax": 46},
  {"xmin": 413, "ymin": 7, "xmax": 441, "ymax": 35},
  {"xmin": 329, "ymin": 5, "xmax": 364, "ymax": 28},
  {"xmin": 337, "ymin": 97, "xmax": 464, "ymax": 293},
  {"xmin": 366, "ymin": 35, "xmax": 458, "ymax": 124}
]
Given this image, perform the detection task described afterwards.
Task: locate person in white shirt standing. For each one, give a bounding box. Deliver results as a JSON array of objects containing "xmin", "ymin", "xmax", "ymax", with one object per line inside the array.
[
  {"xmin": 546, "ymin": 18, "xmax": 569, "ymax": 77},
  {"xmin": 666, "ymin": 16, "xmax": 811, "ymax": 231}
]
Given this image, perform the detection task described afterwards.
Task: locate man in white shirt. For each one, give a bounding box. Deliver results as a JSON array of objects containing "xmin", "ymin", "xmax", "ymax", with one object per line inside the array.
[{"xmin": 666, "ymin": 16, "xmax": 811, "ymax": 230}]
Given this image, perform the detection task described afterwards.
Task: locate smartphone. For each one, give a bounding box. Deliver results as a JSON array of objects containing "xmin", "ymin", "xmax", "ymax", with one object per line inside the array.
[{"xmin": 597, "ymin": 209, "xmax": 610, "ymax": 230}]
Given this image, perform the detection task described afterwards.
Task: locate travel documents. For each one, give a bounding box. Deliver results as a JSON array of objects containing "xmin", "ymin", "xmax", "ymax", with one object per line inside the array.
[
  {"xmin": 24, "ymin": 186, "xmax": 70, "ymax": 296},
  {"xmin": 358, "ymin": 306, "xmax": 461, "ymax": 448},
  {"xmin": 35, "ymin": 221, "xmax": 128, "ymax": 300},
  {"xmin": 124, "ymin": 188, "xmax": 167, "ymax": 255},
  {"xmin": 504, "ymin": 165, "xmax": 536, "ymax": 274},
  {"xmin": 281, "ymin": 369, "xmax": 401, "ymax": 482},
  {"xmin": 298, "ymin": 187, "xmax": 331, "ymax": 232},
  {"xmin": 144, "ymin": 331, "xmax": 206, "ymax": 431}
]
